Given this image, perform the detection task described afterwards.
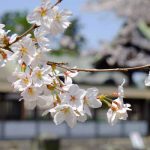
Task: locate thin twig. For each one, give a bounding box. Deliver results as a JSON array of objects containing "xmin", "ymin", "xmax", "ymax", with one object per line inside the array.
[
  {"xmin": 51, "ymin": 64, "xmax": 150, "ymax": 73},
  {"xmin": 47, "ymin": 61, "xmax": 68, "ymax": 66},
  {"xmin": 58, "ymin": 65, "xmax": 75, "ymax": 73},
  {"xmin": 51, "ymin": 0, "xmax": 63, "ymax": 9},
  {"xmin": 11, "ymin": 24, "xmax": 38, "ymax": 46}
]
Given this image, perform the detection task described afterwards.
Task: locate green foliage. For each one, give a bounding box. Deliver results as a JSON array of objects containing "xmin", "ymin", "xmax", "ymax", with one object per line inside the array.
[
  {"xmin": 51, "ymin": 48, "xmax": 78, "ymax": 57},
  {"xmin": 0, "ymin": 11, "xmax": 31, "ymax": 35},
  {"xmin": 138, "ymin": 21, "xmax": 150, "ymax": 40},
  {"xmin": 55, "ymin": 18, "xmax": 86, "ymax": 55}
]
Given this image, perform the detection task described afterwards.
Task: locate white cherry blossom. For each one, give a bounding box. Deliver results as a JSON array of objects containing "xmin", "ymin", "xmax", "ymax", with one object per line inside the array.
[
  {"xmin": 9, "ymin": 34, "xmax": 18, "ymax": 45},
  {"xmin": 0, "ymin": 24, "xmax": 9, "ymax": 47},
  {"xmin": 40, "ymin": 95, "xmax": 56, "ymax": 107},
  {"xmin": 24, "ymin": 95, "xmax": 49, "ymax": 110},
  {"xmin": 42, "ymin": 84, "xmax": 56, "ymax": 95},
  {"xmin": 31, "ymin": 49, "xmax": 50, "ymax": 68},
  {"xmin": 107, "ymin": 80, "xmax": 131, "ymax": 125},
  {"xmin": 50, "ymin": 104, "xmax": 77, "ymax": 128},
  {"xmin": 0, "ymin": 32, "xmax": 17, "ymax": 67},
  {"xmin": 0, "ymin": 48, "xmax": 12, "ymax": 67},
  {"xmin": 60, "ymin": 84, "xmax": 85, "ymax": 110},
  {"xmin": 34, "ymin": 27, "xmax": 50, "ymax": 49},
  {"xmin": 44, "ymin": 7, "xmax": 72, "ymax": 35},
  {"xmin": 145, "ymin": 72, "xmax": 150, "ymax": 86},
  {"xmin": 77, "ymin": 112, "xmax": 87, "ymax": 123},
  {"xmin": 58, "ymin": 70, "xmax": 78, "ymax": 91},
  {"xmin": 27, "ymin": 0, "xmax": 52, "ymax": 26},
  {"xmin": 41, "ymin": 94, "xmax": 62, "ymax": 116},
  {"xmin": 83, "ymin": 88, "xmax": 102, "ymax": 116},
  {"xmin": 21, "ymin": 86, "xmax": 41, "ymax": 101},
  {"xmin": 0, "ymin": 24, "xmax": 17, "ymax": 48},
  {"xmin": 64, "ymin": 69, "xmax": 78, "ymax": 85},
  {"xmin": 31, "ymin": 65, "xmax": 53, "ymax": 87},
  {"xmin": 10, "ymin": 34, "xmax": 36, "ymax": 65},
  {"xmin": 21, "ymin": 86, "xmax": 49, "ymax": 109},
  {"xmin": 13, "ymin": 72, "xmax": 32, "ymax": 91}
]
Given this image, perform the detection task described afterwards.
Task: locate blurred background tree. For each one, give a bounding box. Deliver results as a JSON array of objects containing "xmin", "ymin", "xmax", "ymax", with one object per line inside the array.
[
  {"xmin": 84, "ymin": 0, "xmax": 150, "ymax": 86},
  {"xmin": 52, "ymin": 18, "xmax": 86, "ymax": 56},
  {"xmin": 0, "ymin": 11, "xmax": 31, "ymax": 35}
]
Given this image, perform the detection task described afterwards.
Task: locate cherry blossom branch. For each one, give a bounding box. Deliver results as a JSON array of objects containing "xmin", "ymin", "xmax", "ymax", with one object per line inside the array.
[
  {"xmin": 2, "ymin": 0, "xmax": 63, "ymax": 51},
  {"xmin": 48, "ymin": 62, "xmax": 150, "ymax": 72},
  {"xmin": 11, "ymin": 0, "xmax": 63, "ymax": 44},
  {"xmin": 0, "ymin": 0, "xmax": 138, "ymax": 128}
]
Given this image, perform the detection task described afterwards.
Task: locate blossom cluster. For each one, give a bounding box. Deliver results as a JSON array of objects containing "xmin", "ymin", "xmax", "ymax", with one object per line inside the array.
[{"xmin": 0, "ymin": 0, "xmax": 149, "ymax": 128}]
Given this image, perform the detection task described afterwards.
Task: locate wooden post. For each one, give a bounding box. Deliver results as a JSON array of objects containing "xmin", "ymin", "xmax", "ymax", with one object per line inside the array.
[{"xmin": 144, "ymin": 99, "xmax": 150, "ymax": 135}]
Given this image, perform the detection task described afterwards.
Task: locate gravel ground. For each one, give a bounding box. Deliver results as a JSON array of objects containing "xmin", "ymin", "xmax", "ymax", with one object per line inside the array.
[
  {"xmin": 0, "ymin": 137, "xmax": 150, "ymax": 150},
  {"xmin": 0, "ymin": 140, "xmax": 37, "ymax": 150},
  {"xmin": 60, "ymin": 138, "xmax": 150, "ymax": 150}
]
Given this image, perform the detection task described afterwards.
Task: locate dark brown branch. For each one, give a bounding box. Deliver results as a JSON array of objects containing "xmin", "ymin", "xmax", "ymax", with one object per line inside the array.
[
  {"xmin": 51, "ymin": 0, "xmax": 63, "ymax": 9},
  {"xmin": 10, "ymin": 24, "xmax": 38, "ymax": 46}
]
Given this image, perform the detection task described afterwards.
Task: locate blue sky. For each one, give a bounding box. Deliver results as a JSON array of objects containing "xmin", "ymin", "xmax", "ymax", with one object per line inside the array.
[{"xmin": 0, "ymin": 0, "xmax": 123, "ymax": 49}]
